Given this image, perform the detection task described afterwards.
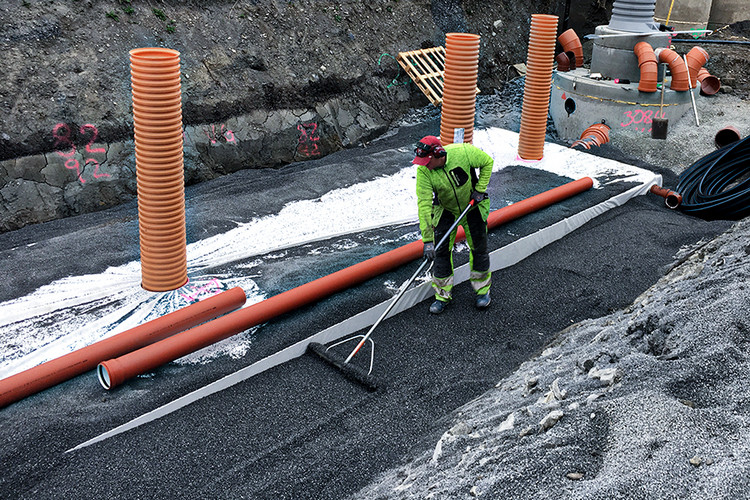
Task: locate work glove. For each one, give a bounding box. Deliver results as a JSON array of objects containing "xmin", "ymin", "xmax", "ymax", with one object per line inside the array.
[
  {"xmin": 423, "ymin": 242, "xmax": 435, "ymax": 261},
  {"xmin": 471, "ymin": 190, "xmax": 488, "ymax": 204}
]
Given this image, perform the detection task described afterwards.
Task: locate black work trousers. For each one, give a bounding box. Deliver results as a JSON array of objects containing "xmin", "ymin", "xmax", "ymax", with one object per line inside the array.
[{"xmin": 433, "ymin": 205, "xmax": 489, "ymax": 279}]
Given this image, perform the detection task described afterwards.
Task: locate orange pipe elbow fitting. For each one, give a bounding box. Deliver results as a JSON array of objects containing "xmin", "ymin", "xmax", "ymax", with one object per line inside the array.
[
  {"xmin": 697, "ymin": 67, "xmax": 721, "ymax": 95},
  {"xmin": 131, "ymin": 47, "xmax": 188, "ymax": 292},
  {"xmin": 557, "ymin": 28, "xmax": 583, "ymax": 68},
  {"xmin": 98, "ymin": 177, "xmax": 594, "ymax": 390},
  {"xmin": 0, "ymin": 288, "xmax": 246, "ymax": 408},
  {"xmin": 656, "ymin": 48, "xmax": 690, "ymax": 91},
  {"xmin": 555, "ymin": 52, "xmax": 571, "ymax": 72},
  {"xmin": 633, "ymin": 42, "xmax": 658, "ymax": 93},
  {"xmin": 518, "ymin": 14, "xmax": 559, "ymax": 160},
  {"xmin": 570, "ymin": 122, "xmax": 611, "ymax": 149},
  {"xmin": 440, "ymin": 33, "xmax": 481, "ymax": 145},
  {"xmin": 685, "ymin": 46, "xmax": 709, "ymax": 89}
]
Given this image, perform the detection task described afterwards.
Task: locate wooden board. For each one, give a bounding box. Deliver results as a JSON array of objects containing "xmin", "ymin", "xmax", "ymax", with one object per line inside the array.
[{"xmin": 397, "ymin": 46, "xmax": 480, "ymax": 106}]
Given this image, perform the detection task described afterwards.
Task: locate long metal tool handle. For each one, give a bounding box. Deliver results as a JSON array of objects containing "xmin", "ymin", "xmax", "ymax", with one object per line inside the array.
[
  {"xmin": 683, "ymin": 54, "xmax": 700, "ymax": 127},
  {"xmin": 344, "ymin": 199, "xmax": 477, "ymax": 363}
]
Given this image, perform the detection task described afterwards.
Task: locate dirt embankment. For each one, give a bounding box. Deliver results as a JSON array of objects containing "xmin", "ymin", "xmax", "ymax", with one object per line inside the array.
[{"xmin": 0, "ymin": 0, "xmax": 563, "ymax": 232}]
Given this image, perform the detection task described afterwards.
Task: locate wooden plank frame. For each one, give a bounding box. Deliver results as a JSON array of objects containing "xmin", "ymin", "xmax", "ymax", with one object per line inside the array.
[{"xmin": 397, "ymin": 46, "xmax": 480, "ymax": 106}]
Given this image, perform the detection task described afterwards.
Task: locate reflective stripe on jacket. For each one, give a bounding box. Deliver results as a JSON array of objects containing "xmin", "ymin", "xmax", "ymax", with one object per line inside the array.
[{"xmin": 416, "ymin": 143, "xmax": 493, "ymax": 243}]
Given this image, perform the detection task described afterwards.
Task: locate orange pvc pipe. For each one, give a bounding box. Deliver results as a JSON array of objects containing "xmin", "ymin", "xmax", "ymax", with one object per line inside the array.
[
  {"xmin": 571, "ymin": 122, "xmax": 611, "ymax": 149},
  {"xmin": 656, "ymin": 48, "xmax": 690, "ymax": 91},
  {"xmin": 649, "ymin": 185, "xmax": 682, "ymax": 209},
  {"xmin": 0, "ymin": 288, "xmax": 246, "ymax": 408},
  {"xmin": 685, "ymin": 46, "xmax": 709, "ymax": 89},
  {"xmin": 518, "ymin": 14, "xmax": 559, "ymax": 160},
  {"xmin": 440, "ymin": 33, "xmax": 481, "ymax": 145},
  {"xmin": 131, "ymin": 47, "xmax": 188, "ymax": 292},
  {"xmin": 98, "ymin": 177, "xmax": 595, "ymax": 389},
  {"xmin": 634, "ymin": 42, "xmax": 658, "ymax": 93},
  {"xmin": 557, "ymin": 28, "xmax": 583, "ymax": 68}
]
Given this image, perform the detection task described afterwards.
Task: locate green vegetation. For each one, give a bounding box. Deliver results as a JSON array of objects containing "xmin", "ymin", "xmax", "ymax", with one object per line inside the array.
[
  {"xmin": 152, "ymin": 8, "xmax": 167, "ymax": 21},
  {"xmin": 106, "ymin": 10, "xmax": 120, "ymax": 21}
]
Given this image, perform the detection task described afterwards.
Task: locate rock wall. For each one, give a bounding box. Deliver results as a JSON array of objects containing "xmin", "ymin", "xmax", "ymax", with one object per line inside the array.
[{"xmin": 0, "ymin": 0, "xmax": 562, "ymax": 232}]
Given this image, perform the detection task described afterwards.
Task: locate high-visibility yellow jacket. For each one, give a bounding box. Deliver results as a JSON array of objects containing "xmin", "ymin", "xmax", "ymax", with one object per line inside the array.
[{"xmin": 415, "ymin": 143, "xmax": 493, "ymax": 243}]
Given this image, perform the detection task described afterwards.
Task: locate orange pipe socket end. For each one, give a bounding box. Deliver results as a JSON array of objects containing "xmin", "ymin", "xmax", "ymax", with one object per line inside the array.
[
  {"xmin": 0, "ymin": 288, "xmax": 246, "ymax": 408},
  {"xmin": 697, "ymin": 67, "xmax": 721, "ymax": 96},
  {"xmin": 97, "ymin": 177, "xmax": 594, "ymax": 390},
  {"xmin": 440, "ymin": 33, "xmax": 481, "ymax": 145},
  {"xmin": 131, "ymin": 47, "xmax": 188, "ymax": 292},
  {"xmin": 649, "ymin": 185, "xmax": 682, "ymax": 209},
  {"xmin": 518, "ymin": 14, "xmax": 559, "ymax": 161}
]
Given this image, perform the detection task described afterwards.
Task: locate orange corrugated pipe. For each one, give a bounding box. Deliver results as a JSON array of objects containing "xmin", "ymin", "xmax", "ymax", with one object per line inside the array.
[
  {"xmin": 518, "ymin": 14, "xmax": 559, "ymax": 160},
  {"xmin": 440, "ymin": 33, "xmax": 481, "ymax": 145},
  {"xmin": 685, "ymin": 46, "xmax": 709, "ymax": 89},
  {"xmin": 557, "ymin": 28, "xmax": 583, "ymax": 68},
  {"xmin": 655, "ymin": 48, "xmax": 690, "ymax": 91},
  {"xmin": 697, "ymin": 67, "xmax": 720, "ymax": 95},
  {"xmin": 131, "ymin": 48, "xmax": 188, "ymax": 292},
  {"xmin": 633, "ymin": 42, "xmax": 658, "ymax": 93},
  {"xmin": 0, "ymin": 288, "xmax": 246, "ymax": 408},
  {"xmin": 571, "ymin": 122, "xmax": 611, "ymax": 149},
  {"xmin": 97, "ymin": 177, "xmax": 595, "ymax": 389}
]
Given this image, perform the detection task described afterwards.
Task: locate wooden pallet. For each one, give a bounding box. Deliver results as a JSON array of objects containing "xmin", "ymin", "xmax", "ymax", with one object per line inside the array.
[{"xmin": 397, "ymin": 46, "xmax": 479, "ymax": 106}]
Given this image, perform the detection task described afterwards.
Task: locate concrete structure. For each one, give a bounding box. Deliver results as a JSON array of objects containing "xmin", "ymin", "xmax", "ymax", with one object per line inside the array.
[
  {"xmin": 550, "ymin": 69, "xmax": 696, "ymax": 140},
  {"xmin": 654, "ymin": 0, "xmax": 712, "ymax": 33},
  {"xmin": 708, "ymin": 0, "xmax": 750, "ymax": 28},
  {"xmin": 551, "ymin": 0, "xmax": 695, "ymax": 141}
]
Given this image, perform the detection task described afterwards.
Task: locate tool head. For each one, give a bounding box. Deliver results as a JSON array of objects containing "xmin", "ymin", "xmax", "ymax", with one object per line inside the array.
[{"xmin": 307, "ymin": 342, "xmax": 380, "ymax": 392}]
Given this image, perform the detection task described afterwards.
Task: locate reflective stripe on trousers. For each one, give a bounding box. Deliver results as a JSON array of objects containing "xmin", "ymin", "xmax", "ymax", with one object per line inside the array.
[
  {"xmin": 432, "ymin": 274, "xmax": 453, "ymax": 301},
  {"xmin": 470, "ymin": 270, "xmax": 491, "ymax": 295}
]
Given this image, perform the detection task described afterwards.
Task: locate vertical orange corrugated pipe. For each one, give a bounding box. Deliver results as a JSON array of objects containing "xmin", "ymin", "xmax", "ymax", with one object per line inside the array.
[
  {"xmin": 439, "ymin": 33, "xmax": 480, "ymax": 145},
  {"xmin": 518, "ymin": 14, "xmax": 559, "ymax": 160},
  {"xmin": 131, "ymin": 48, "xmax": 188, "ymax": 292}
]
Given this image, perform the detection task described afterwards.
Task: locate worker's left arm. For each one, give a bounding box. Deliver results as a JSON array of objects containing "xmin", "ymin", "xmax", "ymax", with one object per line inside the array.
[{"xmin": 469, "ymin": 146, "xmax": 494, "ymax": 193}]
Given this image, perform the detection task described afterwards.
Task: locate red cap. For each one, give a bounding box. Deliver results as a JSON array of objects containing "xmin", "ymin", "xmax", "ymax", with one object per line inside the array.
[{"xmin": 412, "ymin": 135, "xmax": 444, "ymax": 166}]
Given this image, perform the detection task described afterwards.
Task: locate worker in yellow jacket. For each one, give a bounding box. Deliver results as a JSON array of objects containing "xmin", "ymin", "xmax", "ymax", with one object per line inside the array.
[{"xmin": 412, "ymin": 135, "xmax": 493, "ymax": 314}]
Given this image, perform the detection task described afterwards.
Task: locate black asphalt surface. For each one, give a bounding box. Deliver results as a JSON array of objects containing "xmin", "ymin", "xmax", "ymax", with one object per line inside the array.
[{"xmin": 0, "ymin": 121, "xmax": 732, "ymax": 499}]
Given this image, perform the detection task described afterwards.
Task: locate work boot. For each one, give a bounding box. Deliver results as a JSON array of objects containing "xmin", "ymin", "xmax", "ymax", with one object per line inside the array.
[
  {"xmin": 475, "ymin": 294, "xmax": 491, "ymax": 309},
  {"xmin": 429, "ymin": 299, "xmax": 448, "ymax": 314}
]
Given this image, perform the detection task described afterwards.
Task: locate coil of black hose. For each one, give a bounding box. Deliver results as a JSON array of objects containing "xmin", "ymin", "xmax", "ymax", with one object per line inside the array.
[{"xmin": 676, "ymin": 135, "xmax": 750, "ymax": 220}]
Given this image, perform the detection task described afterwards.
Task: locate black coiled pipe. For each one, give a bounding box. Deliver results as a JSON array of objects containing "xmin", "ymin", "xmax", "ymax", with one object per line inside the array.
[{"xmin": 676, "ymin": 135, "xmax": 750, "ymax": 220}]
